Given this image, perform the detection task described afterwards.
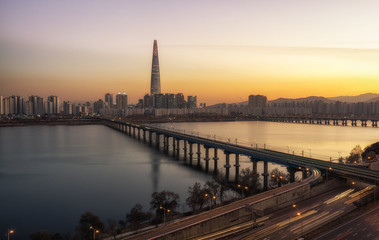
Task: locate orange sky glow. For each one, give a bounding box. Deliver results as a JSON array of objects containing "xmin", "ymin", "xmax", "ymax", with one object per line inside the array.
[{"xmin": 1, "ymin": 0, "xmax": 378, "ymax": 104}]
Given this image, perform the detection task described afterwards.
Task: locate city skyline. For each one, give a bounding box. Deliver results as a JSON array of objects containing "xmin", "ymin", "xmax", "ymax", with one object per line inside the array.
[{"xmin": 1, "ymin": 1, "xmax": 379, "ymax": 104}]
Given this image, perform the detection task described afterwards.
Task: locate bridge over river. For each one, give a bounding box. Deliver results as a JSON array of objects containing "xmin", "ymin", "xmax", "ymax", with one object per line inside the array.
[
  {"xmin": 104, "ymin": 118, "xmax": 379, "ymax": 185},
  {"xmin": 102, "ymin": 118, "xmax": 379, "ymax": 240}
]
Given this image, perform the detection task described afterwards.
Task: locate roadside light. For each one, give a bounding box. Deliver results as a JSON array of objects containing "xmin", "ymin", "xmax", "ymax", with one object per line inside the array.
[
  {"xmin": 244, "ymin": 186, "xmax": 248, "ymax": 190},
  {"xmin": 167, "ymin": 209, "xmax": 171, "ymax": 213},
  {"xmin": 297, "ymin": 212, "xmax": 301, "ymax": 216},
  {"xmin": 9, "ymin": 230, "xmax": 14, "ymax": 234},
  {"xmin": 292, "ymin": 204, "xmax": 296, "ymax": 208},
  {"xmin": 237, "ymin": 184, "xmax": 241, "ymax": 188},
  {"xmin": 95, "ymin": 230, "xmax": 100, "ymax": 234},
  {"xmin": 352, "ymin": 181, "xmax": 355, "ymax": 185},
  {"xmin": 212, "ymin": 196, "xmax": 216, "ymax": 200},
  {"xmin": 272, "ymin": 174, "xmax": 275, "ymax": 178},
  {"xmin": 205, "ymin": 193, "xmax": 208, "ymax": 197},
  {"xmin": 329, "ymin": 167, "xmax": 332, "ymax": 170},
  {"xmin": 159, "ymin": 206, "xmax": 163, "ymax": 209},
  {"xmin": 279, "ymin": 176, "xmax": 283, "ymax": 179},
  {"xmin": 354, "ymin": 161, "xmax": 357, "ymax": 164},
  {"xmin": 306, "ymin": 168, "xmax": 309, "ymax": 171},
  {"xmin": 298, "ymin": 167, "xmax": 302, "ymax": 170},
  {"xmin": 89, "ymin": 226, "xmax": 93, "ymax": 230}
]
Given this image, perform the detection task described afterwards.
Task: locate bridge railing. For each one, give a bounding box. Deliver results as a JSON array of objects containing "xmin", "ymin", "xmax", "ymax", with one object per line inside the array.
[{"xmin": 146, "ymin": 124, "xmax": 340, "ymax": 163}]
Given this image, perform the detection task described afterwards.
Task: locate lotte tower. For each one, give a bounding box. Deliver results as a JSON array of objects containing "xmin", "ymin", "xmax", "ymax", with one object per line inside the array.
[{"xmin": 150, "ymin": 40, "xmax": 161, "ymax": 95}]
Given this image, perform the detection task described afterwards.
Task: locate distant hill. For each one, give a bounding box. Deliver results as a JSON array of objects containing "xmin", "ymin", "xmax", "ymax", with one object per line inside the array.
[
  {"xmin": 328, "ymin": 93, "xmax": 379, "ymax": 103},
  {"xmin": 365, "ymin": 96, "xmax": 379, "ymax": 102},
  {"xmin": 208, "ymin": 93, "xmax": 379, "ymax": 107},
  {"xmin": 269, "ymin": 96, "xmax": 334, "ymax": 104}
]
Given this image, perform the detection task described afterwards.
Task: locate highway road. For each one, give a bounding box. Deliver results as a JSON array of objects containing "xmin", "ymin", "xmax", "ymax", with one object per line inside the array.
[
  {"xmin": 313, "ymin": 203, "xmax": 379, "ymax": 240},
  {"xmin": 122, "ymin": 170, "xmax": 320, "ymax": 240},
  {"xmin": 195, "ymin": 185, "xmax": 375, "ymax": 240}
]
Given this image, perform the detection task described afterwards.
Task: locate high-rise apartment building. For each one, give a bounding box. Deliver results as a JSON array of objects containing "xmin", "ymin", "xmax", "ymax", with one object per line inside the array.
[
  {"xmin": 47, "ymin": 96, "xmax": 59, "ymax": 114},
  {"xmin": 143, "ymin": 94, "xmax": 152, "ymax": 108},
  {"xmin": 187, "ymin": 96, "xmax": 197, "ymax": 108},
  {"xmin": 116, "ymin": 93, "xmax": 128, "ymax": 109},
  {"xmin": 63, "ymin": 101, "xmax": 73, "ymax": 115},
  {"xmin": 28, "ymin": 96, "xmax": 44, "ymax": 115},
  {"xmin": 105, "ymin": 93, "xmax": 113, "ymax": 109},
  {"xmin": 165, "ymin": 94, "xmax": 176, "ymax": 108},
  {"xmin": 176, "ymin": 93, "xmax": 186, "ymax": 109},
  {"xmin": 248, "ymin": 95, "xmax": 268, "ymax": 108},
  {"xmin": 94, "ymin": 99, "xmax": 104, "ymax": 113},
  {"xmin": 150, "ymin": 40, "xmax": 161, "ymax": 95},
  {"xmin": 154, "ymin": 94, "xmax": 165, "ymax": 108}
]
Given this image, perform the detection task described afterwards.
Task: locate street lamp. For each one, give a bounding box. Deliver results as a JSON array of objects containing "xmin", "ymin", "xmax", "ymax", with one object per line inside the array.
[
  {"xmin": 271, "ymin": 174, "xmax": 284, "ymax": 187},
  {"xmin": 8, "ymin": 229, "xmax": 15, "ymax": 240},
  {"xmin": 89, "ymin": 226, "xmax": 99, "ymax": 240},
  {"xmin": 159, "ymin": 206, "xmax": 171, "ymax": 225},
  {"xmin": 205, "ymin": 193, "xmax": 216, "ymax": 210},
  {"xmin": 237, "ymin": 184, "xmax": 248, "ymax": 198}
]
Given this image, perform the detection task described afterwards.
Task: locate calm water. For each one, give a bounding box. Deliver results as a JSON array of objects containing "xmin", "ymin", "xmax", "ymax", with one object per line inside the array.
[
  {"xmin": 158, "ymin": 121, "xmax": 379, "ymax": 160},
  {"xmin": 1, "ymin": 121, "xmax": 378, "ymax": 238},
  {"xmin": 0, "ymin": 125, "xmax": 212, "ymax": 238}
]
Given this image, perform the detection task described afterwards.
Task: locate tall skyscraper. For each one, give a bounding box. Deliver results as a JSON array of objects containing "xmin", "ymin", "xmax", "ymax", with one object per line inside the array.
[
  {"xmin": 116, "ymin": 93, "xmax": 128, "ymax": 109},
  {"xmin": 105, "ymin": 93, "xmax": 113, "ymax": 108},
  {"xmin": 150, "ymin": 40, "xmax": 161, "ymax": 95}
]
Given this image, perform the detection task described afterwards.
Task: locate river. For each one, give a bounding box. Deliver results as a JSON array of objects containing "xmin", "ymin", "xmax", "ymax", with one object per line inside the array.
[{"xmin": 0, "ymin": 121, "xmax": 377, "ymax": 238}]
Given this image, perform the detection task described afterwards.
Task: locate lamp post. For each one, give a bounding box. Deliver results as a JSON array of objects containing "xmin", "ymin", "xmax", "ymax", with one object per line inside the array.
[
  {"xmin": 205, "ymin": 194, "xmax": 217, "ymax": 210},
  {"xmin": 8, "ymin": 229, "xmax": 14, "ymax": 240},
  {"xmin": 271, "ymin": 174, "xmax": 284, "ymax": 187},
  {"xmin": 89, "ymin": 226, "xmax": 99, "ymax": 240},
  {"xmin": 160, "ymin": 206, "xmax": 170, "ymax": 225},
  {"xmin": 237, "ymin": 184, "xmax": 248, "ymax": 198}
]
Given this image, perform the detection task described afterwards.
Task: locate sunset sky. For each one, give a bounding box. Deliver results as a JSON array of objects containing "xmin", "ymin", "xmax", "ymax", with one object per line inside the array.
[{"xmin": 1, "ymin": 0, "xmax": 379, "ymax": 104}]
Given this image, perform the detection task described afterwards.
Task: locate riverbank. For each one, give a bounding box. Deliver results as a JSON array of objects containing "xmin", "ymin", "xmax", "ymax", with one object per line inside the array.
[{"xmin": 0, "ymin": 118, "xmax": 103, "ymax": 127}]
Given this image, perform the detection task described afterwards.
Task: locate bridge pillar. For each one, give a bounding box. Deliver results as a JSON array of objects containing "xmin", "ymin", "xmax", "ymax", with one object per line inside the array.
[
  {"xmin": 361, "ymin": 120, "xmax": 367, "ymax": 127},
  {"xmin": 234, "ymin": 154, "xmax": 240, "ymax": 183},
  {"xmin": 197, "ymin": 143, "xmax": 201, "ymax": 167},
  {"xmin": 149, "ymin": 131, "xmax": 153, "ymax": 145},
  {"xmin": 372, "ymin": 120, "xmax": 378, "ymax": 127},
  {"xmin": 156, "ymin": 133, "xmax": 160, "ymax": 149},
  {"xmin": 262, "ymin": 161, "xmax": 269, "ymax": 191},
  {"xmin": 287, "ymin": 167, "xmax": 297, "ymax": 183},
  {"xmin": 183, "ymin": 141, "xmax": 187, "ymax": 160},
  {"xmin": 224, "ymin": 151, "xmax": 231, "ymax": 182},
  {"xmin": 213, "ymin": 148, "xmax": 219, "ymax": 175},
  {"xmin": 138, "ymin": 128, "xmax": 141, "ymax": 140},
  {"xmin": 250, "ymin": 157, "xmax": 258, "ymax": 175},
  {"xmin": 133, "ymin": 127, "xmax": 136, "ymax": 138},
  {"xmin": 189, "ymin": 142, "xmax": 193, "ymax": 165},
  {"xmin": 143, "ymin": 130, "xmax": 146, "ymax": 142},
  {"xmin": 176, "ymin": 139, "xmax": 180, "ymax": 159},
  {"xmin": 204, "ymin": 146, "xmax": 210, "ymax": 173},
  {"xmin": 172, "ymin": 137, "xmax": 176, "ymax": 157}
]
